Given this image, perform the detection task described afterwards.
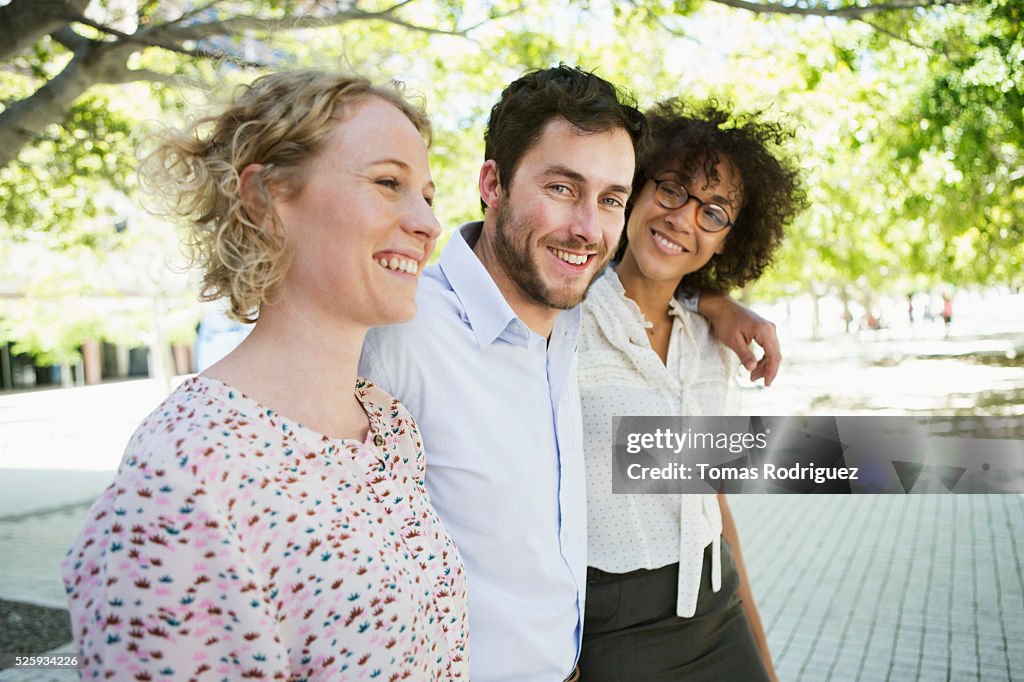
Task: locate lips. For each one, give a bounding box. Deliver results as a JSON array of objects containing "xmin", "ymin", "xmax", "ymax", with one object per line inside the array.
[
  {"xmin": 374, "ymin": 251, "xmax": 424, "ymax": 275},
  {"xmin": 546, "ymin": 246, "xmax": 601, "ymax": 274},
  {"xmin": 551, "ymin": 248, "xmax": 593, "ymax": 266},
  {"xmin": 650, "ymin": 228, "xmax": 689, "ymax": 254}
]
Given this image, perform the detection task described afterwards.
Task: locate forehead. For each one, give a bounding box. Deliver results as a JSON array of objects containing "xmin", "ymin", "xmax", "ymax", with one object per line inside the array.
[
  {"xmin": 323, "ymin": 97, "xmax": 430, "ymax": 171},
  {"xmin": 514, "ymin": 117, "xmax": 635, "ymax": 186}
]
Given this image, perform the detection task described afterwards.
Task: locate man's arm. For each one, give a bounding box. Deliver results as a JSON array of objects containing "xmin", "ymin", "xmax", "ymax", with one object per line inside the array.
[{"xmin": 697, "ymin": 293, "xmax": 781, "ymax": 386}]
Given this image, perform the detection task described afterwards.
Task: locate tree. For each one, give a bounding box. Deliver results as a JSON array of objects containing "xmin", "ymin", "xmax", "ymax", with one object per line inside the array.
[
  {"xmin": 0, "ymin": 0, "xmax": 504, "ymax": 168},
  {"xmin": 0, "ymin": 0, "xmax": 1012, "ymax": 370},
  {"xmin": 888, "ymin": 0, "xmax": 1024, "ymax": 286},
  {"xmin": 0, "ymin": 0, "xmax": 975, "ymax": 173}
]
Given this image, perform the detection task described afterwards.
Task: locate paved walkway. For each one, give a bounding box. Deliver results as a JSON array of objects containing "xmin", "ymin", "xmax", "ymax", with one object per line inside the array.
[
  {"xmin": 1, "ymin": 373, "xmax": 1022, "ymax": 680},
  {"xmin": 732, "ymin": 494, "xmax": 1023, "ymax": 681}
]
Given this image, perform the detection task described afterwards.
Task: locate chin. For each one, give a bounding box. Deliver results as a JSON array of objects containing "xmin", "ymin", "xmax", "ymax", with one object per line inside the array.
[
  {"xmin": 549, "ymin": 280, "xmax": 596, "ymax": 310},
  {"xmin": 370, "ymin": 300, "xmax": 418, "ymax": 328}
]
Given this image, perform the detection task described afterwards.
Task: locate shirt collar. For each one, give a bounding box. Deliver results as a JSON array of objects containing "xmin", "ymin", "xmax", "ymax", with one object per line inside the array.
[
  {"xmin": 439, "ymin": 222, "xmax": 527, "ymax": 348},
  {"xmin": 439, "ymin": 222, "xmax": 581, "ymax": 350},
  {"xmin": 605, "ymin": 266, "xmax": 686, "ymax": 322}
]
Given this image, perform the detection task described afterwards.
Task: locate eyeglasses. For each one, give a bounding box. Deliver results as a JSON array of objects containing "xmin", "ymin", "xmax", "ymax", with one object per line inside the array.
[{"xmin": 652, "ymin": 178, "xmax": 734, "ymax": 232}]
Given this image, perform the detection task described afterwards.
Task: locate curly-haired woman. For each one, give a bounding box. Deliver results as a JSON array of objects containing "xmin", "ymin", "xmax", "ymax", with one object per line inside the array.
[
  {"xmin": 578, "ymin": 99, "xmax": 806, "ymax": 681},
  {"xmin": 62, "ymin": 70, "xmax": 468, "ymax": 680}
]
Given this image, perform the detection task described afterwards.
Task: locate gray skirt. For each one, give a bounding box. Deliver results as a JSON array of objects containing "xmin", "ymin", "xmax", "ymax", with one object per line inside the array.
[{"xmin": 579, "ymin": 539, "xmax": 770, "ymax": 682}]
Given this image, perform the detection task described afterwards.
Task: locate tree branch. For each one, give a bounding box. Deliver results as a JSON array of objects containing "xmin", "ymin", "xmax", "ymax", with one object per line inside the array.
[
  {"xmin": 50, "ymin": 26, "xmax": 91, "ymax": 52},
  {"xmin": 148, "ymin": 5, "xmax": 475, "ymax": 43},
  {"xmin": 855, "ymin": 17, "xmax": 942, "ymax": 53},
  {"xmin": 706, "ymin": 0, "xmax": 972, "ymax": 19},
  {"xmin": 0, "ymin": 40, "xmax": 136, "ymax": 168},
  {"xmin": 0, "ymin": 0, "xmax": 483, "ymax": 170},
  {"xmin": 64, "ymin": 13, "xmax": 270, "ymax": 68},
  {"xmin": 0, "ymin": 0, "xmax": 90, "ymax": 61},
  {"xmin": 106, "ymin": 68, "xmax": 179, "ymax": 85}
]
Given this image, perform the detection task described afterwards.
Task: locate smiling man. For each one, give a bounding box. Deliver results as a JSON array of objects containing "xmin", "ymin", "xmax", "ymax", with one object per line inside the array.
[{"xmin": 361, "ymin": 66, "xmax": 643, "ymax": 681}]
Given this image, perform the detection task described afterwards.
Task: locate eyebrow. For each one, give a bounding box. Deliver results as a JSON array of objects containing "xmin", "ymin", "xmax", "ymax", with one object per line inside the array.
[
  {"xmin": 369, "ymin": 158, "xmax": 411, "ymax": 169},
  {"xmin": 544, "ymin": 164, "xmax": 631, "ymax": 196}
]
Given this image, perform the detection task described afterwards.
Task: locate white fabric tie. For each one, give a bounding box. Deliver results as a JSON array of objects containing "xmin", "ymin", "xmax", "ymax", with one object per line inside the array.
[{"xmin": 675, "ymin": 493, "xmax": 723, "ymax": 617}]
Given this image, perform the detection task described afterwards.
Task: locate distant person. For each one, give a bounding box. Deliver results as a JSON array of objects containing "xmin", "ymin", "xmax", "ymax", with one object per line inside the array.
[
  {"xmin": 361, "ymin": 67, "xmax": 783, "ymax": 681},
  {"xmin": 62, "ymin": 70, "xmax": 468, "ymax": 680},
  {"xmin": 578, "ymin": 99, "xmax": 806, "ymax": 681},
  {"xmin": 942, "ymin": 292, "xmax": 954, "ymax": 329},
  {"xmin": 923, "ymin": 292, "xmax": 936, "ymax": 323},
  {"xmin": 194, "ymin": 304, "xmax": 251, "ymax": 371}
]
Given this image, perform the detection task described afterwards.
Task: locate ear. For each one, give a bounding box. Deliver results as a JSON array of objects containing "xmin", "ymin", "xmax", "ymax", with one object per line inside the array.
[
  {"xmin": 478, "ymin": 160, "xmax": 502, "ymax": 210},
  {"xmin": 239, "ymin": 163, "xmax": 271, "ymax": 228}
]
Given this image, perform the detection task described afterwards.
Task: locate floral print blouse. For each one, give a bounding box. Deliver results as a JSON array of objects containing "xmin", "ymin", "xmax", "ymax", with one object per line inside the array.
[{"xmin": 62, "ymin": 376, "xmax": 468, "ymax": 680}]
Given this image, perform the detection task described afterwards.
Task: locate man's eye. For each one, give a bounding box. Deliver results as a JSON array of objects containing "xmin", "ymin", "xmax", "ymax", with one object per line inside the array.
[
  {"xmin": 550, "ymin": 184, "xmax": 570, "ymax": 194},
  {"xmin": 602, "ymin": 197, "xmax": 625, "ymax": 208}
]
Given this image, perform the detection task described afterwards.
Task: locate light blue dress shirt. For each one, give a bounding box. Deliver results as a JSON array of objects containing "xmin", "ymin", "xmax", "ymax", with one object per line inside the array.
[{"xmin": 360, "ymin": 222, "xmax": 586, "ymax": 681}]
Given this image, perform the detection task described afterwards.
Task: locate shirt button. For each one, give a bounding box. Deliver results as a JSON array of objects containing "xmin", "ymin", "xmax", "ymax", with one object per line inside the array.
[{"xmin": 373, "ymin": 434, "xmax": 385, "ymax": 447}]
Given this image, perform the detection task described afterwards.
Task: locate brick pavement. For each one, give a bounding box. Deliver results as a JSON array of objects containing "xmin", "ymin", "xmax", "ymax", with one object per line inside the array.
[
  {"xmin": 1, "ymin": 494, "xmax": 1020, "ymax": 680},
  {"xmin": 729, "ymin": 494, "xmax": 1024, "ymax": 681}
]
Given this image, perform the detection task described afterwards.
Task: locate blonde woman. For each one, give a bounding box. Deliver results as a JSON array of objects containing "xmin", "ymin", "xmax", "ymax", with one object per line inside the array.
[{"xmin": 62, "ymin": 71, "xmax": 468, "ymax": 680}]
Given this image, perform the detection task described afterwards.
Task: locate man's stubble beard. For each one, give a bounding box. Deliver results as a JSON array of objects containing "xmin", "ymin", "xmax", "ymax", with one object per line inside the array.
[{"xmin": 492, "ymin": 199, "xmax": 611, "ymax": 311}]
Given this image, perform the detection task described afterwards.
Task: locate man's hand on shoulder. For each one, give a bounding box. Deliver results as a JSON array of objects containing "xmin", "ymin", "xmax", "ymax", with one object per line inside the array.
[{"xmin": 697, "ymin": 293, "xmax": 781, "ymax": 386}]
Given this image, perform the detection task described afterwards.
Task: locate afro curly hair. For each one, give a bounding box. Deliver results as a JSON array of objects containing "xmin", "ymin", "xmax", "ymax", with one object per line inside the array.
[{"xmin": 617, "ymin": 98, "xmax": 807, "ymax": 295}]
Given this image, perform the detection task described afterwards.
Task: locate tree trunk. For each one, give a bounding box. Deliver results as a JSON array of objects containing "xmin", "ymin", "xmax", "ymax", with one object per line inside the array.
[
  {"xmin": 811, "ymin": 290, "xmax": 822, "ymax": 341},
  {"xmin": 840, "ymin": 287, "xmax": 852, "ymax": 334},
  {"xmin": 81, "ymin": 338, "xmax": 102, "ymax": 385},
  {"xmin": 0, "ymin": 40, "xmax": 134, "ymax": 167}
]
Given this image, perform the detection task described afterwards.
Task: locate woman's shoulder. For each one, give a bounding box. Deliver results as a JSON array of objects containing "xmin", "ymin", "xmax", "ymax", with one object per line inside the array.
[
  {"xmin": 355, "ymin": 377, "xmax": 425, "ymax": 473},
  {"xmin": 121, "ymin": 376, "xmax": 267, "ymax": 471},
  {"xmin": 581, "ymin": 268, "xmax": 624, "ymax": 311},
  {"xmin": 355, "ymin": 378, "xmax": 422, "ymax": 446},
  {"xmin": 580, "ymin": 269, "xmax": 646, "ymax": 348},
  {"xmin": 355, "ymin": 378, "xmax": 415, "ymax": 422}
]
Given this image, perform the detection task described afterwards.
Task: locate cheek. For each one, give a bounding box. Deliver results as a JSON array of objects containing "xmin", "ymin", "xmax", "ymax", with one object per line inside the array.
[
  {"xmin": 603, "ymin": 213, "xmax": 627, "ymax": 246},
  {"xmin": 625, "ymin": 214, "xmax": 644, "ymax": 249},
  {"xmin": 711, "ymin": 231, "xmax": 730, "ymax": 255}
]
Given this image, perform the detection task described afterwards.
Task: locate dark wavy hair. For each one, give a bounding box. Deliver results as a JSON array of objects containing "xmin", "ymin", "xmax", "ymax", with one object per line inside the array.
[
  {"xmin": 617, "ymin": 98, "xmax": 806, "ymax": 294},
  {"xmin": 482, "ymin": 65, "xmax": 648, "ymax": 211}
]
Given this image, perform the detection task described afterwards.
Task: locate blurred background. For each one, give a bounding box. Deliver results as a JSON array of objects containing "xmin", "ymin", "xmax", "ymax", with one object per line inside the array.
[{"xmin": 0, "ymin": 0, "xmax": 1021, "ymax": 679}]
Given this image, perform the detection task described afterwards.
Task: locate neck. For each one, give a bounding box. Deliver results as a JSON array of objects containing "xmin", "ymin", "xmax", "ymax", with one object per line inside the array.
[
  {"xmin": 474, "ymin": 218, "xmax": 560, "ymax": 338},
  {"xmin": 202, "ymin": 297, "xmax": 368, "ymax": 440},
  {"xmin": 615, "ymin": 252, "xmax": 679, "ymax": 323}
]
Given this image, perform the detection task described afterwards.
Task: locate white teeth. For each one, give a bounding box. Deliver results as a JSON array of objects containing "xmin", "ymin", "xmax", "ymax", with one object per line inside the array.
[
  {"xmin": 653, "ymin": 231, "xmax": 684, "ymax": 253},
  {"xmin": 553, "ymin": 249, "xmax": 589, "ymax": 265},
  {"xmin": 376, "ymin": 256, "xmax": 418, "ymax": 274}
]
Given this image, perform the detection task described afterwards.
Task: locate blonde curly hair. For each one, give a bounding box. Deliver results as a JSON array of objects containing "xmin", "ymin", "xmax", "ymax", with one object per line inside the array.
[{"xmin": 140, "ymin": 70, "xmax": 431, "ymax": 323}]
